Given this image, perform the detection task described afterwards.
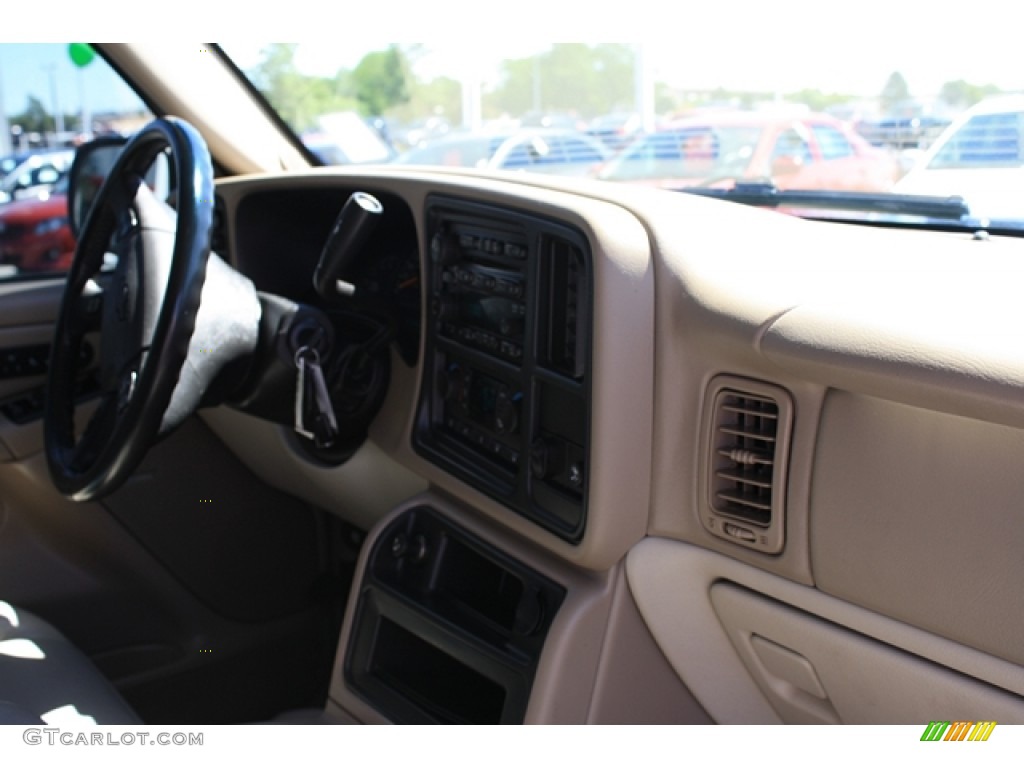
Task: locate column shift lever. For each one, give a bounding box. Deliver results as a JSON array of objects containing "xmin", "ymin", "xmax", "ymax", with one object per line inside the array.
[{"xmin": 313, "ymin": 191, "xmax": 383, "ymax": 298}]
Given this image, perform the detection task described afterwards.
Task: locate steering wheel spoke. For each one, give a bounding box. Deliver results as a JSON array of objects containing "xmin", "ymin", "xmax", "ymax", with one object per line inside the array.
[
  {"xmin": 69, "ymin": 394, "xmax": 119, "ymax": 474},
  {"xmin": 67, "ymin": 280, "xmax": 105, "ymax": 332}
]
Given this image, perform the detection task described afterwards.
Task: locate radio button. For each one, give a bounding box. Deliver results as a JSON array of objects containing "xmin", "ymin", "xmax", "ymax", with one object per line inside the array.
[
  {"xmin": 498, "ymin": 317, "xmax": 523, "ymax": 337},
  {"xmin": 478, "ymin": 333, "xmax": 500, "ymax": 352}
]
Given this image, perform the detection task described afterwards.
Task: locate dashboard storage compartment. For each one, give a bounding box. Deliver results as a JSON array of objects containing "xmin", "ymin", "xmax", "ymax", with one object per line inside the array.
[{"xmin": 345, "ymin": 506, "xmax": 565, "ymax": 724}]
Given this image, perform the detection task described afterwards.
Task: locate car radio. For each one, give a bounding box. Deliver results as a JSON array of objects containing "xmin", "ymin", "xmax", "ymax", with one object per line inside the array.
[
  {"xmin": 432, "ymin": 226, "xmax": 529, "ymax": 364},
  {"xmin": 415, "ymin": 197, "xmax": 592, "ymax": 543}
]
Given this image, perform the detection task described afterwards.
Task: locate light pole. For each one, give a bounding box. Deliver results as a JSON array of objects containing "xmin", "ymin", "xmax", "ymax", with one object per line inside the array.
[
  {"xmin": 0, "ymin": 48, "xmax": 10, "ymax": 155},
  {"xmin": 532, "ymin": 55, "xmax": 541, "ymax": 114},
  {"xmin": 44, "ymin": 63, "xmax": 64, "ymax": 144}
]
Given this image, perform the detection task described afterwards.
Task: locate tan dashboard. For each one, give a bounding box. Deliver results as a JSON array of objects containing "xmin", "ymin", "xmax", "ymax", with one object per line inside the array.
[{"xmin": 199, "ymin": 168, "xmax": 1024, "ymax": 724}]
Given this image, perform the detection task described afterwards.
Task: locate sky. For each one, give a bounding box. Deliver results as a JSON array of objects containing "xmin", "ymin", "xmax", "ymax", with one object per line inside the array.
[
  {"xmin": 1, "ymin": 0, "xmax": 1021, "ymax": 119},
  {"xmin": 0, "ymin": 44, "xmax": 146, "ymax": 119},
  {"xmin": 225, "ymin": 25, "xmax": 1023, "ymax": 103}
]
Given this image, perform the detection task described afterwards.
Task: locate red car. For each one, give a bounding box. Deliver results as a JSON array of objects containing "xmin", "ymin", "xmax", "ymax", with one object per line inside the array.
[
  {"xmin": 0, "ymin": 175, "xmax": 74, "ymax": 274},
  {"xmin": 598, "ymin": 111, "xmax": 900, "ymax": 192}
]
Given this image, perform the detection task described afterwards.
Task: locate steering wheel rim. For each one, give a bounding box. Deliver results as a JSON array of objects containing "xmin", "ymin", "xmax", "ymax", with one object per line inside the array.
[{"xmin": 45, "ymin": 117, "xmax": 214, "ymax": 501}]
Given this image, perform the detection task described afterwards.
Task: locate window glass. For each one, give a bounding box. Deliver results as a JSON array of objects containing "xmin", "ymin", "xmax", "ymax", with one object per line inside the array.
[
  {"xmin": 599, "ymin": 126, "xmax": 761, "ymax": 183},
  {"xmin": 564, "ymin": 137, "xmax": 605, "ymax": 164},
  {"xmin": 812, "ymin": 125, "xmax": 854, "ymax": 160},
  {"xmin": 929, "ymin": 112, "xmax": 1023, "ymax": 169},
  {"xmin": 772, "ymin": 128, "xmax": 812, "ymax": 163},
  {"xmin": 0, "ymin": 44, "xmax": 152, "ymax": 279}
]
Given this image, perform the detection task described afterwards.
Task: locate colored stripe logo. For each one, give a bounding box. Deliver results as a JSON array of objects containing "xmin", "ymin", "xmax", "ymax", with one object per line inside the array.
[{"xmin": 920, "ymin": 721, "xmax": 996, "ymax": 741}]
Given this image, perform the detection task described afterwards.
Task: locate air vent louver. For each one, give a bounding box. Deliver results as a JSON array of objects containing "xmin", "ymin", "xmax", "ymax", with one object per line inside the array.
[
  {"xmin": 712, "ymin": 392, "xmax": 778, "ymax": 526},
  {"xmin": 541, "ymin": 237, "xmax": 587, "ymax": 380},
  {"xmin": 703, "ymin": 379, "xmax": 792, "ymax": 554}
]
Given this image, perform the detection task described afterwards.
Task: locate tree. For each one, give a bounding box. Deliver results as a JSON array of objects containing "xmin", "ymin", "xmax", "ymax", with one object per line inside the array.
[
  {"xmin": 880, "ymin": 71, "xmax": 910, "ymax": 113},
  {"xmin": 11, "ymin": 96, "xmax": 54, "ymax": 133},
  {"xmin": 486, "ymin": 44, "xmax": 635, "ymax": 119},
  {"xmin": 786, "ymin": 88, "xmax": 854, "ymax": 113},
  {"xmin": 351, "ymin": 46, "xmax": 410, "ymax": 117},
  {"xmin": 393, "ymin": 76, "xmax": 462, "ymax": 127},
  {"xmin": 248, "ymin": 44, "xmax": 358, "ymax": 132},
  {"xmin": 940, "ymin": 79, "xmax": 1000, "ymax": 109}
]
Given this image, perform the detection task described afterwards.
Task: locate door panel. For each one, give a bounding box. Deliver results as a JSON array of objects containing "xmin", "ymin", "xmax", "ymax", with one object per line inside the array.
[
  {"xmin": 627, "ymin": 538, "xmax": 1024, "ymax": 724},
  {"xmin": 710, "ymin": 582, "xmax": 1024, "ymax": 724}
]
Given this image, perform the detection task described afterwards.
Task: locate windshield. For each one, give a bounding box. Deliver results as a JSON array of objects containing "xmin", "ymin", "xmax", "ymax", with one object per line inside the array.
[{"xmin": 221, "ymin": 22, "xmax": 1023, "ymax": 226}]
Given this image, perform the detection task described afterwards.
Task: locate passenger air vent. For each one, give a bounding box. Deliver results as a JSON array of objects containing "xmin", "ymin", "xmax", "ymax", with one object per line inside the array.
[{"xmin": 701, "ymin": 377, "xmax": 793, "ymax": 554}]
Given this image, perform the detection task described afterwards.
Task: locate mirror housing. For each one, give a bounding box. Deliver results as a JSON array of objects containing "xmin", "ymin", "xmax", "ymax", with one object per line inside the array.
[
  {"xmin": 67, "ymin": 135, "xmax": 126, "ymax": 238},
  {"xmin": 67, "ymin": 135, "xmax": 172, "ymax": 237}
]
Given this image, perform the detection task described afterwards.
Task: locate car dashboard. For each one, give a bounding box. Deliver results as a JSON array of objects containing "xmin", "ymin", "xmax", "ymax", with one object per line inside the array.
[{"xmin": 200, "ymin": 166, "xmax": 1024, "ymax": 724}]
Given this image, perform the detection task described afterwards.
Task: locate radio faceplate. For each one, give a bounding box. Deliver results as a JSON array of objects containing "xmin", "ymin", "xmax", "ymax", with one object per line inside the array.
[{"xmin": 414, "ymin": 198, "xmax": 592, "ymax": 542}]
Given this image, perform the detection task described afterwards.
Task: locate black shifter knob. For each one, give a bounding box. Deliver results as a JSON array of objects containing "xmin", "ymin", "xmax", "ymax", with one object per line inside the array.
[{"xmin": 313, "ymin": 191, "xmax": 383, "ymax": 298}]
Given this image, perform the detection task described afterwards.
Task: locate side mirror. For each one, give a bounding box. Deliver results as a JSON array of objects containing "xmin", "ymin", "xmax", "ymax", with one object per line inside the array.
[
  {"xmin": 68, "ymin": 135, "xmax": 172, "ymax": 237},
  {"xmin": 68, "ymin": 135, "xmax": 126, "ymax": 237}
]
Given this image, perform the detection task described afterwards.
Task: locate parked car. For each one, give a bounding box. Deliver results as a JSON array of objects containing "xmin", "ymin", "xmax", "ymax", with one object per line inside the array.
[
  {"xmin": 0, "ymin": 174, "xmax": 73, "ymax": 274},
  {"xmin": 0, "ymin": 151, "xmax": 36, "ymax": 181},
  {"xmin": 394, "ymin": 116, "xmax": 451, "ymax": 151},
  {"xmin": 856, "ymin": 114, "xmax": 951, "ymax": 150},
  {"xmin": 598, "ymin": 111, "xmax": 901, "ymax": 191},
  {"xmin": 586, "ymin": 111, "xmax": 643, "ymax": 150},
  {"xmin": 893, "ymin": 94, "xmax": 1024, "ymax": 220},
  {"xmin": 301, "ymin": 112, "xmax": 396, "ymax": 165},
  {"xmin": 394, "ymin": 128, "xmax": 610, "ymax": 176},
  {"xmin": 0, "ymin": 149, "xmax": 74, "ymax": 204}
]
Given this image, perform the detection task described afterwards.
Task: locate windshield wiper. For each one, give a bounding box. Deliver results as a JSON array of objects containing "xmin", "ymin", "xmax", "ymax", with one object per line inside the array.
[{"xmin": 681, "ymin": 181, "xmax": 971, "ymax": 220}]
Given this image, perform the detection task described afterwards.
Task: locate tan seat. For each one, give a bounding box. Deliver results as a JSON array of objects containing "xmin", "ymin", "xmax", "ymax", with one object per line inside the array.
[{"xmin": 0, "ymin": 601, "xmax": 140, "ymax": 725}]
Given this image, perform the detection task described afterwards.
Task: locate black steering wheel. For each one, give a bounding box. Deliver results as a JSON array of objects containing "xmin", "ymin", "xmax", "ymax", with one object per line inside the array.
[{"xmin": 45, "ymin": 117, "xmax": 215, "ymax": 501}]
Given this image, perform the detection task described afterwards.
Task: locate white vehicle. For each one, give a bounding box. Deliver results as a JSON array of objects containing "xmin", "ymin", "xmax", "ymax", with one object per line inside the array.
[
  {"xmin": 894, "ymin": 94, "xmax": 1024, "ymax": 220},
  {"xmin": 0, "ymin": 150, "xmax": 75, "ymax": 205}
]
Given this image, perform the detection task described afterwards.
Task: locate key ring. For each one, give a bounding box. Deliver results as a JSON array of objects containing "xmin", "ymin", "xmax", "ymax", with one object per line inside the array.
[{"xmin": 294, "ymin": 345, "xmax": 320, "ymax": 367}]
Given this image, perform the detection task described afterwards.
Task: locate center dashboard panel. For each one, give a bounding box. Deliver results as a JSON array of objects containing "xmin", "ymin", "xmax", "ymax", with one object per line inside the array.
[{"xmin": 414, "ymin": 197, "xmax": 592, "ymax": 543}]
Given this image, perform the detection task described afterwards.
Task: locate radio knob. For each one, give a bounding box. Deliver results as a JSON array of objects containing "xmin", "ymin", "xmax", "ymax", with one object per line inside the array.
[
  {"xmin": 432, "ymin": 231, "xmax": 462, "ymax": 266},
  {"xmin": 494, "ymin": 391, "xmax": 521, "ymax": 435},
  {"xmin": 530, "ymin": 437, "xmax": 561, "ymax": 479}
]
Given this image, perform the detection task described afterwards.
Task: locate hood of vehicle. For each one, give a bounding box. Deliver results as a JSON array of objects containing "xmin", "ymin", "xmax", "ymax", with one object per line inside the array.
[
  {"xmin": 0, "ymin": 194, "xmax": 68, "ymax": 224},
  {"xmin": 894, "ymin": 166, "xmax": 1024, "ymax": 219}
]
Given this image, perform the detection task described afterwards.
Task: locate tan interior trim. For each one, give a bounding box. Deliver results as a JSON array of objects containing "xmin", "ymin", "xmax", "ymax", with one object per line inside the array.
[{"xmin": 626, "ymin": 537, "xmax": 1024, "ymax": 724}]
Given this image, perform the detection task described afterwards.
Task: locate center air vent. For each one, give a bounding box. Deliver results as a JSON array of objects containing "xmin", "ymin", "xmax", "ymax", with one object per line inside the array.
[
  {"xmin": 702, "ymin": 377, "xmax": 793, "ymax": 554},
  {"xmin": 540, "ymin": 236, "xmax": 587, "ymax": 380}
]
